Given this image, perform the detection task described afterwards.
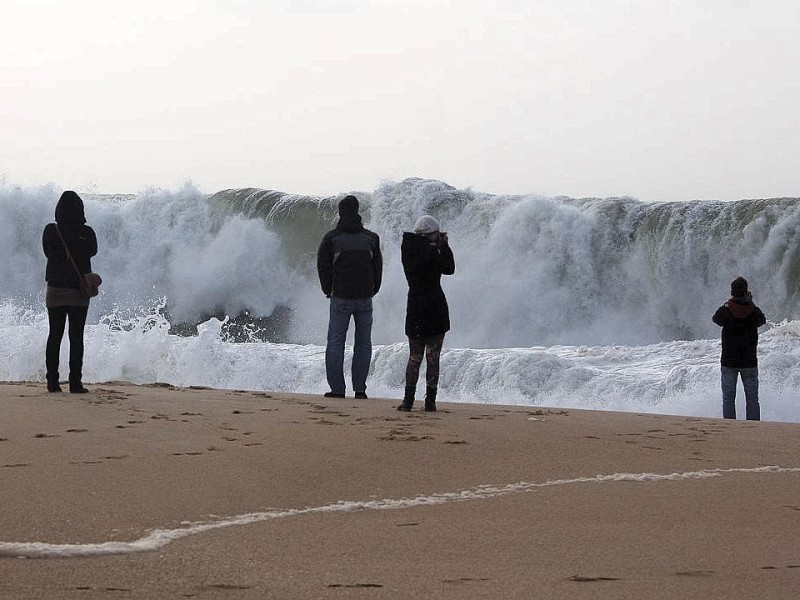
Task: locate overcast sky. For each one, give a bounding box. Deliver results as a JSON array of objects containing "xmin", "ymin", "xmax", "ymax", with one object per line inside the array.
[{"xmin": 2, "ymin": 0, "xmax": 799, "ymax": 202}]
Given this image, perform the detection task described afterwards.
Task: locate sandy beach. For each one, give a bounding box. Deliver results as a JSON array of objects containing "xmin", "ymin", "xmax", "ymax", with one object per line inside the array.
[{"xmin": 0, "ymin": 381, "xmax": 798, "ymax": 599}]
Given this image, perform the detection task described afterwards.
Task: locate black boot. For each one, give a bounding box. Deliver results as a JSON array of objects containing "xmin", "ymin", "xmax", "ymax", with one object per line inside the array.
[
  {"xmin": 397, "ymin": 387, "xmax": 415, "ymax": 412},
  {"xmin": 424, "ymin": 387, "xmax": 437, "ymax": 412},
  {"xmin": 46, "ymin": 367, "xmax": 61, "ymax": 392},
  {"xmin": 69, "ymin": 376, "xmax": 88, "ymax": 394}
]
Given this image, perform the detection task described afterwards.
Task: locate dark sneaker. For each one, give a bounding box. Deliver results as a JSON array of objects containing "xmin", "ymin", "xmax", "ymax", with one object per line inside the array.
[
  {"xmin": 397, "ymin": 403, "xmax": 412, "ymax": 412},
  {"xmin": 47, "ymin": 383, "xmax": 62, "ymax": 393},
  {"xmin": 354, "ymin": 392, "xmax": 368, "ymax": 399},
  {"xmin": 323, "ymin": 391, "xmax": 345, "ymax": 398},
  {"xmin": 69, "ymin": 385, "xmax": 89, "ymax": 394},
  {"xmin": 424, "ymin": 403, "xmax": 437, "ymax": 412}
]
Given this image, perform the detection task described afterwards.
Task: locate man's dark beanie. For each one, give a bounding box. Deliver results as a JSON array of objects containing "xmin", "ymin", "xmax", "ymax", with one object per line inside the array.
[
  {"xmin": 338, "ymin": 195, "xmax": 359, "ymax": 216},
  {"xmin": 731, "ymin": 276, "xmax": 748, "ymax": 297}
]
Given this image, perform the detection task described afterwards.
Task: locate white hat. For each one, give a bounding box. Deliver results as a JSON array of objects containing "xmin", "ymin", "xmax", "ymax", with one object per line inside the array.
[{"xmin": 413, "ymin": 215, "xmax": 440, "ymax": 234}]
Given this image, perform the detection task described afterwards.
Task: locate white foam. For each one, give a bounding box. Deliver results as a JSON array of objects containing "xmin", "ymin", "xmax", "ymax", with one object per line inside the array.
[
  {"xmin": 1, "ymin": 466, "xmax": 797, "ymax": 559},
  {"xmin": 2, "ymin": 302, "xmax": 800, "ymax": 421},
  {"xmin": 4, "ymin": 182, "xmax": 800, "ymax": 421}
]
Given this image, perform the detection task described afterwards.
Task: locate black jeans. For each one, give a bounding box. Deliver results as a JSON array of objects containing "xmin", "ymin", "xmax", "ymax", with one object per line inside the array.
[{"xmin": 46, "ymin": 305, "xmax": 89, "ymax": 386}]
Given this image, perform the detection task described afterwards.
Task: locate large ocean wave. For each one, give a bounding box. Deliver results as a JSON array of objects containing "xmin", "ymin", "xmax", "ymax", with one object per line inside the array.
[{"xmin": 2, "ymin": 179, "xmax": 799, "ymax": 421}]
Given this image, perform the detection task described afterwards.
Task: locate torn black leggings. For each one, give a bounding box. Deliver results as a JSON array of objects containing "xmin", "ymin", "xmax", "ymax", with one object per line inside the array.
[{"xmin": 404, "ymin": 334, "xmax": 445, "ymax": 396}]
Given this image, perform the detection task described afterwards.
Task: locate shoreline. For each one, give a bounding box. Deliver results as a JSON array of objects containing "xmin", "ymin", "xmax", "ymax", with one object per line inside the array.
[{"xmin": 1, "ymin": 381, "xmax": 799, "ymax": 599}]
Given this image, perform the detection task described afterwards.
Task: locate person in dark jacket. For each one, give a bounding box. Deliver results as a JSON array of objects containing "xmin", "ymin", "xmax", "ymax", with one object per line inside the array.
[
  {"xmin": 397, "ymin": 215, "xmax": 455, "ymax": 412},
  {"xmin": 712, "ymin": 276, "xmax": 767, "ymax": 420},
  {"xmin": 42, "ymin": 191, "xmax": 99, "ymax": 393},
  {"xmin": 317, "ymin": 195, "xmax": 382, "ymax": 399}
]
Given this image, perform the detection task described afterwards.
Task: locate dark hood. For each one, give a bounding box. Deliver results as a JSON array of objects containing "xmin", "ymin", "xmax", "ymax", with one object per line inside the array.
[
  {"xmin": 336, "ymin": 213, "xmax": 363, "ymax": 233},
  {"xmin": 402, "ymin": 231, "xmax": 432, "ymax": 251},
  {"xmin": 726, "ymin": 297, "xmax": 756, "ymax": 319},
  {"xmin": 55, "ymin": 191, "xmax": 86, "ymax": 224}
]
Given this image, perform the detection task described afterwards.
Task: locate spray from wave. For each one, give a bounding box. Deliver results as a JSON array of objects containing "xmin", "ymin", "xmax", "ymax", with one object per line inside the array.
[{"xmin": 2, "ymin": 178, "xmax": 799, "ymax": 421}]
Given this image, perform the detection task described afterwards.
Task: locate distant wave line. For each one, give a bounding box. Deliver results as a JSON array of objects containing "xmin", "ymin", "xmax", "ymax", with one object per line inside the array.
[{"xmin": 1, "ymin": 465, "xmax": 797, "ymax": 559}]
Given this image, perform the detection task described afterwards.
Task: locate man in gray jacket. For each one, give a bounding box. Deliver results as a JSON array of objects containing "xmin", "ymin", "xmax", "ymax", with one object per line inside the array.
[{"xmin": 317, "ymin": 195, "xmax": 382, "ymax": 399}]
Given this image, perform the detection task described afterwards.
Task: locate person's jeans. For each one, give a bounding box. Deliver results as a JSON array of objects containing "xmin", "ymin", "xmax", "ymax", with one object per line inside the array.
[
  {"xmin": 46, "ymin": 305, "xmax": 89, "ymax": 386},
  {"xmin": 325, "ymin": 297, "xmax": 373, "ymax": 395},
  {"xmin": 721, "ymin": 366, "xmax": 760, "ymax": 420}
]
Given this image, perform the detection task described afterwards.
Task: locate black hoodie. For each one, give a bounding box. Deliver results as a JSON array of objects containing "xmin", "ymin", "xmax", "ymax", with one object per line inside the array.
[
  {"xmin": 712, "ymin": 297, "xmax": 766, "ymax": 368},
  {"xmin": 42, "ymin": 191, "xmax": 98, "ymax": 288}
]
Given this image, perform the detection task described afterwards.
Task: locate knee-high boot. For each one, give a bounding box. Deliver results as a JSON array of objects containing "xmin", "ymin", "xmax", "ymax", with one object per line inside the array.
[
  {"xmin": 397, "ymin": 386, "xmax": 415, "ymax": 412},
  {"xmin": 424, "ymin": 387, "xmax": 437, "ymax": 412}
]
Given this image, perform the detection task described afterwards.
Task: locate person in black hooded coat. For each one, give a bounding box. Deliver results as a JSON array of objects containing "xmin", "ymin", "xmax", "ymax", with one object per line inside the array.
[
  {"xmin": 397, "ymin": 215, "xmax": 455, "ymax": 412},
  {"xmin": 42, "ymin": 191, "xmax": 98, "ymax": 393}
]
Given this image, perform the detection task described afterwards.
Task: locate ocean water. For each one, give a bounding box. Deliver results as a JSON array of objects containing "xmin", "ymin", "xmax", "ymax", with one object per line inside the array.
[{"xmin": 3, "ymin": 178, "xmax": 800, "ymax": 422}]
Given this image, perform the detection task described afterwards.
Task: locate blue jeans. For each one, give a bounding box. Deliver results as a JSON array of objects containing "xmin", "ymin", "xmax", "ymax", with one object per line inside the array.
[
  {"xmin": 326, "ymin": 297, "xmax": 373, "ymax": 395},
  {"xmin": 721, "ymin": 366, "xmax": 760, "ymax": 420}
]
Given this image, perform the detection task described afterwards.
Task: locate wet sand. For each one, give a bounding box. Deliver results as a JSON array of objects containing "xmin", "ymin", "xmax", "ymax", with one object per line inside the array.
[{"xmin": 1, "ymin": 381, "xmax": 798, "ymax": 599}]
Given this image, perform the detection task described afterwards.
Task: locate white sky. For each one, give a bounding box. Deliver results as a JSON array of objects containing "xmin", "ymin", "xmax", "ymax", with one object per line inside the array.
[{"xmin": 2, "ymin": 0, "xmax": 799, "ymax": 202}]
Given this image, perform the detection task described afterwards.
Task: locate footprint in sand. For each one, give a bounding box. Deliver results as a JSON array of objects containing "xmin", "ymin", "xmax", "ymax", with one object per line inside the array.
[
  {"xmin": 73, "ymin": 586, "xmax": 133, "ymax": 592},
  {"xmin": 199, "ymin": 583, "xmax": 252, "ymax": 590},
  {"xmin": 3, "ymin": 463, "xmax": 30, "ymax": 468},
  {"xmin": 378, "ymin": 429, "xmax": 434, "ymax": 442},
  {"xmin": 568, "ymin": 575, "xmax": 621, "ymax": 582},
  {"xmin": 34, "ymin": 433, "xmax": 60, "ymax": 439},
  {"xmin": 310, "ymin": 418, "xmax": 344, "ymax": 426},
  {"xmin": 528, "ymin": 409, "xmax": 569, "ymax": 416}
]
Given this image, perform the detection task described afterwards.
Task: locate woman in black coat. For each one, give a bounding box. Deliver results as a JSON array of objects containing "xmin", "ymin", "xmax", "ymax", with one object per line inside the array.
[
  {"xmin": 42, "ymin": 191, "xmax": 98, "ymax": 393},
  {"xmin": 397, "ymin": 215, "xmax": 455, "ymax": 412}
]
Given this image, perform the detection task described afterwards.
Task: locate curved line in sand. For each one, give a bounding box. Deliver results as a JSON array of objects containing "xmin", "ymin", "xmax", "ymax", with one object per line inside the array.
[{"xmin": 1, "ymin": 465, "xmax": 798, "ymax": 559}]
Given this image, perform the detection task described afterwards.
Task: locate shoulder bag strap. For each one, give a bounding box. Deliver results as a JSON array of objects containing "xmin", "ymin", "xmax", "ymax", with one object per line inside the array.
[{"xmin": 54, "ymin": 223, "xmax": 84, "ymax": 279}]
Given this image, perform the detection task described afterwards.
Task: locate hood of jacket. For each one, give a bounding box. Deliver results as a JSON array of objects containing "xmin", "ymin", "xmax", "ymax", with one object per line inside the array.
[
  {"xmin": 725, "ymin": 297, "xmax": 756, "ymax": 319},
  {"xmin": 55, "ymin": 191, "xmax": 86, "ymax": 224},
  {"xmin": 336, "ymin": 213, "xmax": 364, "ymax": 233},
  {"xmin": 402, "ymin": 231, "xmax": 435, "ymax": 251}
]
